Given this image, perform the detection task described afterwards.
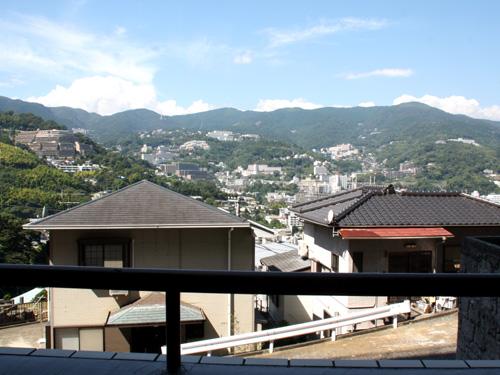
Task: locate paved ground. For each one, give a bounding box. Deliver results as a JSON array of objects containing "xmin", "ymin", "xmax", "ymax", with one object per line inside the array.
[
  {"xmin": 251, "ymin": 312, "xmax": 458, "ymax": 360},
  {"xmin": 0, "ymin": 322, "xmax": 45, "ymax": 348}
]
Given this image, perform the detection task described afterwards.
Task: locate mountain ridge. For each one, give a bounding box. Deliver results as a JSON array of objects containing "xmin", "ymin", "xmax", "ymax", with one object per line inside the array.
[{"xmin": 0, "ymin": 95, "xmax": 499, "ymax": 150}]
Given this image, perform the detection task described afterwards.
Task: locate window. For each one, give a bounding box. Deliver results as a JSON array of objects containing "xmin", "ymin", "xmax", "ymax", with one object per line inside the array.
[
  {"xmin": 353, "ymin": 252, "xmax": 363, "ymax": 272},
  {"xmin": 79, "ymin": 239, "xmax": 130, "ymax": 267},
  {"xmin": 331, "ymin": 253, "xmax": 339, "ymax": 272}
]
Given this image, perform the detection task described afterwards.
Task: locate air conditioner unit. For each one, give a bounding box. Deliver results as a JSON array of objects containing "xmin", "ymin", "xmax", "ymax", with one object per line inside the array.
[
  {"xmin": 109, "ymin": 290, "xmax": 128, "ymax": 296},
  {"xmin": 298, "ymin": 240, "xmax": 309, "ymax": 259}
]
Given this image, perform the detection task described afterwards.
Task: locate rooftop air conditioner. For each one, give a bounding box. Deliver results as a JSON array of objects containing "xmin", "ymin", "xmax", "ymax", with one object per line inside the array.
[
  {"xmin": 109, "ymin": 290, "xmax": 128, "ymax": 296},
  {"xmin": 298, "ymin": 240, "xmax": 309, "ymax": 259}
]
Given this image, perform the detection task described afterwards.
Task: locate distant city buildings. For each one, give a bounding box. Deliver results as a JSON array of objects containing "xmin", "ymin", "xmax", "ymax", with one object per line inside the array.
[
  {"xmin": 52, "ymin": 161, "xmax": 100, "ymax": 173},
  {"xmin": 240, "ymin": 164, "xmax": 282, "ymax": 177},
  {"xmin": 320, "ymin": 143, "xmax": 359, "ymax": 160},
  {"xmin": 179, "ymin": 140, "xmax": 210, "ymax": 152},
  {"xmin": 436, "ymin": 138, "xmax": 481, "ymax": 147},
  {"xmin": 206, "ymin": 130, "xmax": 260, "ymax": 142},
  {"xmin": 141, "ymin": 145, "xmax": 179, "ymax": 165},
  {"xmin": 206, "ymin": 130, "xmax": 236, "ymax": 141},
  {"xmin": 15, "ymin": 129, "xmax": 93, "ymax": 159},
  {"xmin": 160, "ymin": 162, "xmax": 212, "ymax": 180}
]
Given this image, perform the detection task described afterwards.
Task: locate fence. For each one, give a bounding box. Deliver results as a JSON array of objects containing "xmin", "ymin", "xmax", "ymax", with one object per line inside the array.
[
  {"xmin": 0, "ymin": 301, "xmax": 47, "ymax": 327},
  {"xmin": 176, "ymin": 300, "xmax": 410, "ymax": 355},
  {"xmin": 0, "ymin": 264, "xmax": 499, "ymax": 373}
]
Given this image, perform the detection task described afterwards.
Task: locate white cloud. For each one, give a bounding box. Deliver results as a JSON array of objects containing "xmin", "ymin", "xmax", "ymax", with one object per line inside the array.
[
  {"xmin": 156, "ymin": 99, "xmax": 213, "ymax": 116},
  {"xmin": 0, "ymin": 15, "xmax": 156, "ymax": 83},
  {"xmin": 0, "ymin": 76, "xmax": 25, "ymax": 88},
  {"xmin": 358, "ymin": 101, "xmax": 376, "ymax": 107},
  {"xmin": 28, "ymin": 76, "xmax": 214, "ymax": 116},
  {"xmin": 233, "ymin": 51, "xmax": 253, "ymax": 64},
  {"xmin": 114, "ymin": 26, "xmax": 127, "ymax": 36},
  {"xmin": 344, "ymin": 68, "xmax": 413, "ymax": 80},
  {"xmin": 393, "ymin": 94, "xmax": 500, "ymax": 121},
  {"xmin": 265, "ymin": 18, "xmax": 387, "ymax": 47},
  {"xmin": 0, "ymin": 15, "xmax": 218, "ymax": 116},
  {"xmin": 255, "ymin": 98, "xmax": 323, "ymax": 111}
]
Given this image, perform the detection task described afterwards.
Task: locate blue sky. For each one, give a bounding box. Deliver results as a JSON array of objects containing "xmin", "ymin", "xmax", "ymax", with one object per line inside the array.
[{"xmin": 1, "ymin": 0, "xmax": 499, "ymax": 119}]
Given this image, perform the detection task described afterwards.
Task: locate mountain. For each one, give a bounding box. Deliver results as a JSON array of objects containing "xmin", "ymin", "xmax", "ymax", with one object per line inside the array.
[{"xmin": 1, "ymin": 96, "xmax": 499, "ymax": 151}]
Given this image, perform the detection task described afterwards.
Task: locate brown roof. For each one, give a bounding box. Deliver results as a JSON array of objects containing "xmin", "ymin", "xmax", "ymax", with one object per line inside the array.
[
  {"xmin": 292, "ymin": 187, "xmax": 500, "ymax": 228},
  {"xmin": 25, "ymin": 180, "xmax": 248, "ymax": 230}
]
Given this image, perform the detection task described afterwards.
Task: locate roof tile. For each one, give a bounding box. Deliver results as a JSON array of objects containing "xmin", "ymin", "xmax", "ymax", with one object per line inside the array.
[
  {"xmin": 294, "ymin": 188, "xmax": 500, "ymax": 227},
  {"xmin": 25, "ymin": 180, "xmax": 248, "ymax": 229}
]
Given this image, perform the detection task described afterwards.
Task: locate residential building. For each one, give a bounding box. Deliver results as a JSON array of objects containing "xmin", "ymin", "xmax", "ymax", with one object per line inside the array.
[
  {"xmin": 54, "ymin": 162, "xmax": 100, "ymax": 173},
  {"xmin": 161, "ymin": 162, "xmax": 212, "ymax": 180},
  {"xmin": 24, "ymin": 180, "xmax": 255, "ymax": 353},
  {"xmin": 284, "ymin": 185, "xmax": 500, "ymax": 330},
  {"xmin": 15, "ymin": 129, "xmax": 92, "ymax": 159},
  {"xmin": 243, "ymin": 164, "xmax": 282, "ymax": 177},
  {"xmin": 206, "ymin": 130, "xmax": 235, "ymax": 142},
  {"xmin": 179, "ymin": 140, "xmax": 210, "ymax": 151}
]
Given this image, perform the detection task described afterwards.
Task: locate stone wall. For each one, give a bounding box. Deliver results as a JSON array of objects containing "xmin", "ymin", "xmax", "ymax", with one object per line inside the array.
[{"xmin": 457, "ymin": 236, "xmax": 500, "ymax": 359}]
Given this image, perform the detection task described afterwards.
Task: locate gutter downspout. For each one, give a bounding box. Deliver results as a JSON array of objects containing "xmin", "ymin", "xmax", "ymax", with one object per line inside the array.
[{"xmin": 227, "ymin": 228, "xmax": 234, "ymax": 340}]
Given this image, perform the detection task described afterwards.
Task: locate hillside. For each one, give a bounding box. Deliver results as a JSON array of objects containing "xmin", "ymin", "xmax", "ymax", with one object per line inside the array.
[
  {"xmin": 1, "ymin": 96, "xmax": 499, "ymax": 151},
  {"xmin": 0, "ymin": 113, "xmax": 226, "ymax": 281},
  {"xmin": 0, "ymin": 96, "xmax": 498, "ymax": 194}
]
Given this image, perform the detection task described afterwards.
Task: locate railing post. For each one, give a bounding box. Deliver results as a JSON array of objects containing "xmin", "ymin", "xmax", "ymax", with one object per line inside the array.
[
  {"xmin": 269, "ymin": 340, "xmax": 274, "ymax": 353},
  {"xmin": 166, "ymin": 290, "xmax": 181, "ymax": 374},
  {"xmin": 392, "ymin": 315, "xmax": 398, "ymax": 329},
  {"xmin": 331, "ymin": 328, "xmax": 337, "ymax": 341}
]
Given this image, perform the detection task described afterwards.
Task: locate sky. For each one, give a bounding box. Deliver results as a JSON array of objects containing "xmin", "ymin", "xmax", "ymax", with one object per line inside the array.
[{"xmin": 1, "ymin": 1, "xmax": 500, "ymax": 120}]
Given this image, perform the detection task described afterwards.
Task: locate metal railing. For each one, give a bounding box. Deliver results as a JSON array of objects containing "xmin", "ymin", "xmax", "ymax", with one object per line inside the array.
[
  {"xmin": 177, "ymin": 300, "xmax": 410, "ymax": 355},
  {"xmin": 1, "ymin": 263, "xmax": 500, "ymax": 373}
]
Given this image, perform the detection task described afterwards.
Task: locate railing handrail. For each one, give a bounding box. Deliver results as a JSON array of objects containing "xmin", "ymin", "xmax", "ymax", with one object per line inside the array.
[
  {"xmin": 1, "ymin": 263, "xmax": 500, "ymax": 373},
  {"xmin": 178, "ymin": 301, "xmax": 410, "ymax": 355},
  {"xmin": 1, "ymin": 263, "xmax": 500, "ymax": 296}
]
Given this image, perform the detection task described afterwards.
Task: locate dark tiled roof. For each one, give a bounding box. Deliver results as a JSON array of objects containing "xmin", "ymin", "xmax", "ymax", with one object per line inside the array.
[
  {"xmin": 25, "ymin": 180, "xmax": 248, "ymax": 229},
  {"xmin": 107, "ymin": 292, "xmax": 205, "ymax": 326},
  {"xmin": 260, "ymin": 250, "xmax": 310, "ymax": 272},
  {"xmin": 292, "ymin": 188, "xmax": 500, "ymax": 227},
  {"xmin": 291, "ymin": 188, "xmax": 375, "ymax": 226}
]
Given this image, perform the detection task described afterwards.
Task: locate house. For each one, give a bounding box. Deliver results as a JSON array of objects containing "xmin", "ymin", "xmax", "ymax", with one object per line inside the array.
[
  {"xmin": 24, "ymin": 180, "xmax": 255, "ymax": 353},
  {"xmin": 256, "ymin": 249, "xmax": 310, "ymax": 326},
  {"xmin": 283, "ymin": 185, "xmax": 500, "ymax": 328}
]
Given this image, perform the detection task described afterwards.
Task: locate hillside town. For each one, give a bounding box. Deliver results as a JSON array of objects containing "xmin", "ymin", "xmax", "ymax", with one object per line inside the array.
[{"xmin": 1, "ymin": 2, "xmax": 500, "ymax": 371}]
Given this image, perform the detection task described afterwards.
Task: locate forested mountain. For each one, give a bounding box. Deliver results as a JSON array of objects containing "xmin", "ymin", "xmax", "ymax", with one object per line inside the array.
[
  {"xmin": 1, "ymin": 96, "xmax": 499, "ymax": 151},
  {"xmin": 0, "ymin": 96, "xmax": 498, "ymax": 195}
]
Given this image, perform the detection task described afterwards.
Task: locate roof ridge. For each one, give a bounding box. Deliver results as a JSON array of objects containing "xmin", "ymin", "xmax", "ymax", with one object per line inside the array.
[
  {"xmin": 25, "ymin": 179, "xmax": 247, "ymax": 229},
  {"xmin": 26, "ymin": 179, "xmax": 147, "ymax": 226},
  {"xmin": 151, "ymin": 181, "xmax": 247, "ymax": 223},
  {"xmin": 297, "ymin": 192, "xmax": 367, "ymax": 214},
  {"xmin": 401, "ymin": 191, "xmax": 461, "ymax": 197},
  {"xmin": 291, "ymin": 187, "xmax": 371, "ymax": 212},
  {"xmin": 461, "ymin": 193, "xmax": 500, "ymax": 208},
  {"xmin": 331, "ymin": 190, "xmax": 377, "ymax": 225}
]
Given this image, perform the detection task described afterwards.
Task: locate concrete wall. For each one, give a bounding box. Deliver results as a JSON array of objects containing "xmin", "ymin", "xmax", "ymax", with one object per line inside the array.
[
  {"xmin": 49, "ymin": 227, "xmax": 255, "ymax": 350},
  {"xmin": 457, "ymin": 236, "xmax": 500, "ymax": 360},
  {"xmin": 300, "ymin": 223, "xmax": 441, "ymax": 315}
]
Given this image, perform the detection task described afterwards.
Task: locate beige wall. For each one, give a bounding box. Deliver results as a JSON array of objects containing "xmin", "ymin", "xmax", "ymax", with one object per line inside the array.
[{"xmin": 49, "ymin": 227, "xmax": 255, "ymax": 350}]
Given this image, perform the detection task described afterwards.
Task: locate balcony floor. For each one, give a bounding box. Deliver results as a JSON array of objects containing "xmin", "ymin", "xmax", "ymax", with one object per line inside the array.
[{"xmin": 0, "ymin": 348, "xmax": 499, "ymax": 375}]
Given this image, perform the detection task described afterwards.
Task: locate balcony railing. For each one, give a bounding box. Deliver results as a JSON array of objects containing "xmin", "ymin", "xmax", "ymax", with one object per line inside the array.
[{"xmin": 0, "ymin": 263, "xmax": 499, "ymax": 373}]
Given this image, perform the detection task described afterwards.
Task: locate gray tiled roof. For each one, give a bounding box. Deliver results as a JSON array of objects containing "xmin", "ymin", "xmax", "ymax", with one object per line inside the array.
[
  {"xmin": 107, "ymin": 293, "xmax": 205, "ymax": 326},
  {"xmin": 260, "ymin": 250, "xmax": 310, "ymax": 272},
  {"xmin": 25, "ymin": 180, "xmax": 248, "ymax": 229},
  {"xmin": 292, "ymin": 188, "xmax": 500, "ymax": 227}
]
